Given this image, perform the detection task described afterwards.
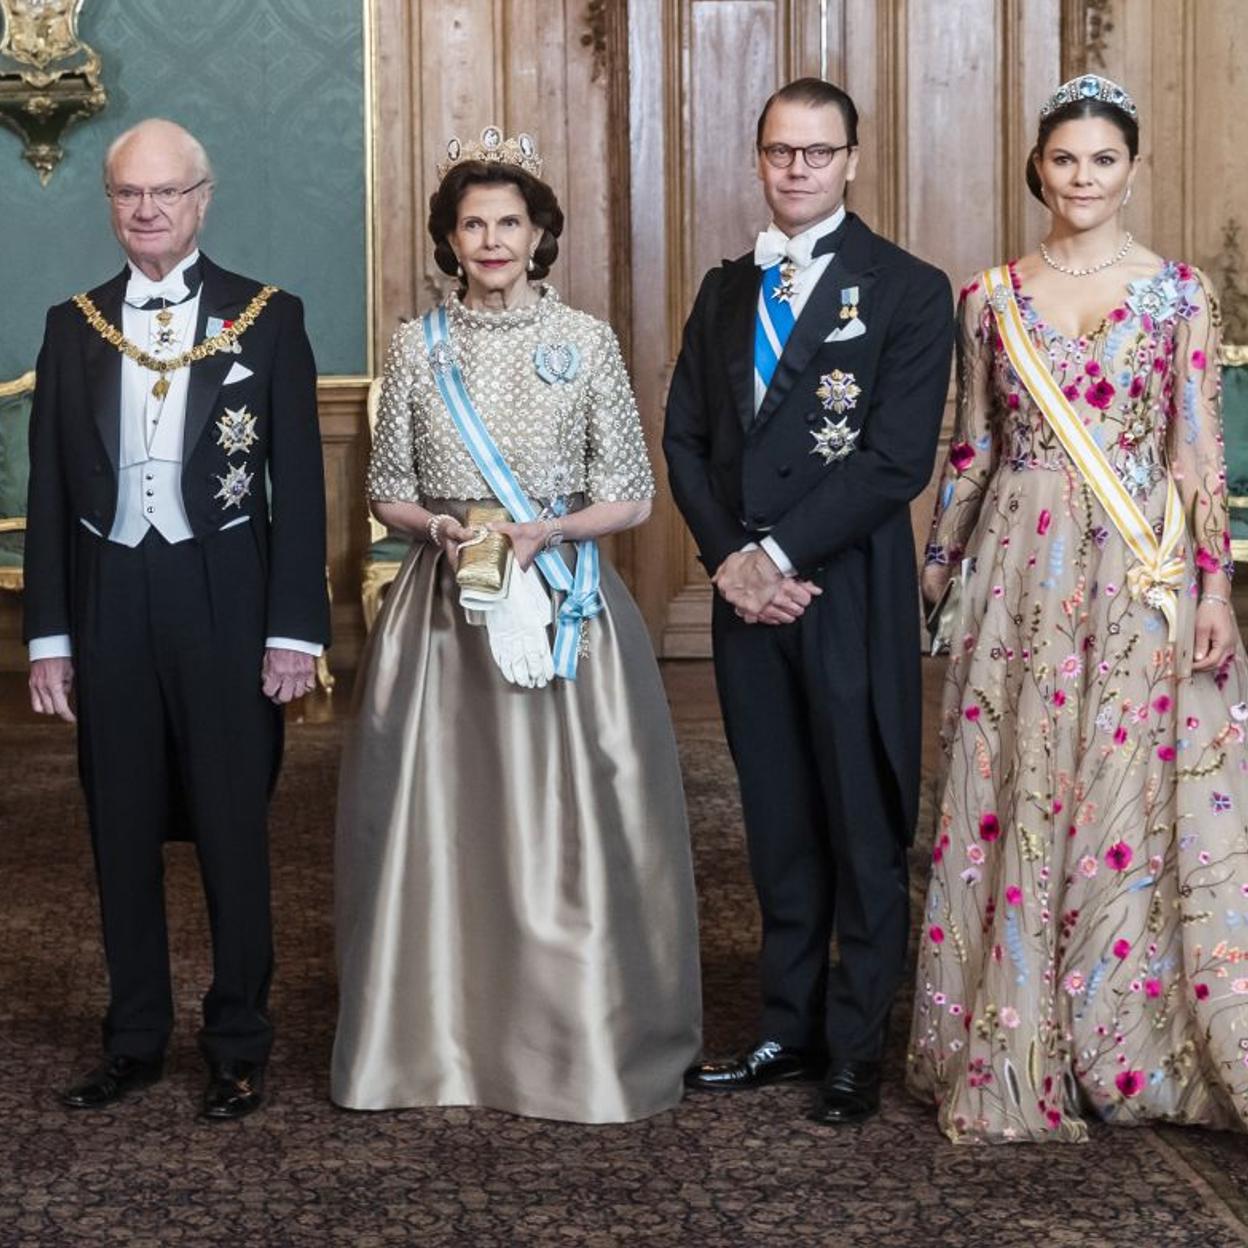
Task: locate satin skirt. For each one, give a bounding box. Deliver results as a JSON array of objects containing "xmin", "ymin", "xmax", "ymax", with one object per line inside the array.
[{"xmin": 331, "ymin": 519, "xmax": 701, "ymax": 1122}]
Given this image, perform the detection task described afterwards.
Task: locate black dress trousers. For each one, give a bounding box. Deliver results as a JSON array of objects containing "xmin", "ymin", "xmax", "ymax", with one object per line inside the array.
[
  {"xmin": 72, "ymin": 522, "xmax": 282, "ymax": 1065},
  {"xmin": 711, "ymin": 549, "xmax": 910, "ymax": 1063}
]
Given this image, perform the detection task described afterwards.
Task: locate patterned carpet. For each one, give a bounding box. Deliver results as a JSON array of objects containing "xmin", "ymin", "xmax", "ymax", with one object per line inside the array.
[{"xmin": 2, "ymin": 716, "xmax": 1248, "ymax": 1247}]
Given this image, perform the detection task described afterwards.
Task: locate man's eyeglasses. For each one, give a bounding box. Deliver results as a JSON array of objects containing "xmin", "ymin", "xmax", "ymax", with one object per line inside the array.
[
  {"xmin": 107, "ymin": 179, "xmax": 209, "ymax": 208},
  {"xmin": 758, "ymin": 143, "xmax": 855, "ymax": 170}
]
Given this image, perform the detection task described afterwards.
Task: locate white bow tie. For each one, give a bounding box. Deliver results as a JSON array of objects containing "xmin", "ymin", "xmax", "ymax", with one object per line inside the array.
[
  {"xmin": 125, "ymin": 269, "xmax": 191, "ymax": 309},
  {"xmin": 753, "ymin": 228, "xmax": 816, "ymax": 271}
]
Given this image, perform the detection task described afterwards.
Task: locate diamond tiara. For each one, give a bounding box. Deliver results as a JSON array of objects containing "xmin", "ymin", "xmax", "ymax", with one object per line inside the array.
[
  {"xmin": 436, "ymin": 126, "xmax": 544, "ymax": 181},
  {"xmin": 1040, "ymin": 74, "xmax": 1138, "ymax": 122}
]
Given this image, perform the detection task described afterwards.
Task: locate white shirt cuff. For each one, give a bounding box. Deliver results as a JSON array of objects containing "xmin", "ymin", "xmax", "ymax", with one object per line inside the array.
[
  {"xmin": 29, "ymin": 634, "xmax": 73, "ymax": 661},
  {"xmin": 760, "ymin": 536, "xmax": 795, "ymax": 577},
  {"xmin": 265, "ymin": 637, "xmax": 324, "ymax": 657}
]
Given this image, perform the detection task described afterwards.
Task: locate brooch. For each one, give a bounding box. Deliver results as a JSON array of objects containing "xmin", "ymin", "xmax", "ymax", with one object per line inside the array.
[
  {"xmin": 816, "ymin": 369, "xmax": 861, "ymax": 414},
  {"xmin": 427, "ymin": 338, "xmax": 459, "ymax": 377},
  {"xmin": 810, "ymin": 415, "xmax": 860, "ymax": 464},
  {"xmin": 989, "ymin": 286, "xmax": 1012, "ymax": 315},
  {"xmin": 214, "ymin": 462, "xmax": 254, "ymax": 509},
  {"xmin": 534, "ymin": 342, "xmax": 581, "ymax": 385},
  {"xmin": 216, "ymin": 405, "xmax": 258, "ymax": 455}
]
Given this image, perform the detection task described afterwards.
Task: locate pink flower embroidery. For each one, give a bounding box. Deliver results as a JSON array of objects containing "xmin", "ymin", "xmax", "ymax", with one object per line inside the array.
[
  {"xmin": 1005, "ymin": 885, "xmax": 1023, "ymax": 906},
  {"xmin": 1109, "ymin": 307, "xmax": 1129, "ymax": 323},
  {"xmin": 1052, "ymin": 690, "xmax": 1067, "ymax": 708},
  {"xmin": 1105, "ymin": 842, "xmax": 1133, "ymax": 871},
  {"xmin": 1112, "ymin": 938, "xmax": 1131, "ymax": 959},
  {"xmin": 1078, "ymin": 856, "xmax": 1098, "ymax": 879},
  {"xmin": 1116, "ymin": 1070, "xmax": 1144, "ymax": 1098},
  {"xmin": 1194, "ymin": 982, "xmax": 1210, "ymax": 1000},
  {"xmin": 1196, "ymin": 547, "xmax": 1221, "ymax": 574},
  {"xmin": 1085, "ymin": 379, "xmax": 1116, "ymax": 410},
  {"xmin": 1191, "ymin": 349, "xmax": 1207, "ymax": 370},
  {"xmin": 1113, "ymin": 726, "xmax": 1128, "ymax": 745},
  {"xmin": 1063, "ymin": 383, "xmax": 1081, "ymax": 401},
  {"xmin": 964, "ymin": 705, "xmax": 981, "ymax": 721},
  {"xmin": 1144, "ymin": 978, "xmax": 1162, "ymax": 999},
  {"xmin": 1085, "ymin": 360, "xmax": 1102, "ymax": 378},
  {"xmin": 929, "ymin": 925, "xmax": 946, "ymax": 944},
  {"xmin": 1007, "ymin": 392, "xmax": 1021, "ymax": 410},
  {"xmin": 949, "ymin": 441, "xmax": 976, "ymax": 473},
  {"xmin": 1152, "ymin": 695, "xmax": 1172, "ymax": 714},
  {"xmin": 1037, "ymin": 509, "xmax": 1052, "ymax": 535},
  {"xmin": 1157, "ymin": 745, "xmax": 1176, "ymax": 762},
  {"xmin": 979, "ymin": 813, "xmax": 1002, "ymax": 842},
  {"xmin": 1128, "ymin": 376, "xmax": 1145, "ymax": 399}
]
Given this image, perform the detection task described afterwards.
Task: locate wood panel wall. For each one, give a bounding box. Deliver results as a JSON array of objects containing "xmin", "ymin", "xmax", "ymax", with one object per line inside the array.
[{"xmin": 4, "ymin": 0, "xmax": 1244, "ymax": 673}]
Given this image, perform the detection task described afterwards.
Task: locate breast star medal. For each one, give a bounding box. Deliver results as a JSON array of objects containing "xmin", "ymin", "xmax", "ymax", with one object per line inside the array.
[
  {"xmin": 533, "ymin": 342, "xmax": 581, "ymax": 385},
  {"xmin": 216, "ymin": 405, "xmax": 258, "ymax": 455},
  {"xmin": 816, "ymin": 369, "xmax": 861, "ymax": 415},
  {"xmin": 214, "ymin": 462, "xmax": 254, "ymax": 509},
  {"xmin": 772, "ymin": 260, "xmax": 798, "ymax": 304},
  {"xmin": 810, "ymin": 415, "xmax": 860, "ymax": 464}
]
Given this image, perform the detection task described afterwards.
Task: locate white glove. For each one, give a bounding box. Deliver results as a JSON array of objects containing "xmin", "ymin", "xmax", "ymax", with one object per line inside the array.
[{"xmin": 484, "ymin": 563, "xmax": 555, "ymax": 688}]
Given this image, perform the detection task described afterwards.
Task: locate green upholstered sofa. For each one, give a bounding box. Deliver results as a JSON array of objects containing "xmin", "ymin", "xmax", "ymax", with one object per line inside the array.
[
  {"xmin": 0, "ymin": 371, "xmax": 35, "ymax": 594},
  {"xmin": 1223, "ymin": 345, "xmax": 1248, "ymax": 563},
  {"xmin": 361, "ymin": 376, "xmax": 413, "ymax": 629}
]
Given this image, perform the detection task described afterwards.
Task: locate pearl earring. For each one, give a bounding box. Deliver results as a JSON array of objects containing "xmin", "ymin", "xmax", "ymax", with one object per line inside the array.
[{"xmin": 527, "ymin": 255, "xmax": 536, "ymax": 274}]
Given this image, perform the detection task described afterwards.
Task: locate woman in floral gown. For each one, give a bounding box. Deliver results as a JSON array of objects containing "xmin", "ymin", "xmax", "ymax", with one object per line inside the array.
[{"xmin": 909, "ymin": 76, "xmax": 1248, "ymax": 1143}]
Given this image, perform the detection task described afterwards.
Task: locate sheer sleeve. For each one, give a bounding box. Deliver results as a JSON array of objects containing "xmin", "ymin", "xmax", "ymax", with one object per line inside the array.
[
  {"xmin": 924, "ymin": 277, "xmax": 999, "ymax": 567},
  {"xmin": 365, "ymin": 322, "xmax": 422, "ymax": 503},
  {"xmin": 583, "ymin": 322, "xmax": 655, "ymax": 503},
  {"xmin": 1166, "ymin": 266, "xmax": 1231, "ymax": 580}
]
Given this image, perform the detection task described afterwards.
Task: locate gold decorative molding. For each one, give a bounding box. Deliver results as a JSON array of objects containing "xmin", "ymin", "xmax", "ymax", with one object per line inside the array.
[
  {"xmin": 1084, "ymin": 0, "xmax": 1114, "ymax": 69},
  {"xmin": 0, "ymin": 369, "xmax": 35, "ymax": 398},
  {"xmin": 581, "ymin": 0, "xmax": 607, "ymax": 83},
  {"xmin": 0, "ymin": 0, "xmax": 106, "ymax": 184},
  {"xmin": 1214, "ymin": 219, "xmax": 1248, "ymax": 347},
  {"xmin": 1222, "ymin": 345, "xmax": 1248, "ymax": 367}
]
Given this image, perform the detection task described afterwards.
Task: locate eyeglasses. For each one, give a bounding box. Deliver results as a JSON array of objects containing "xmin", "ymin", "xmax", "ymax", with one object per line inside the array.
[
  {"xmin": 759, "ymin": 143, "xmax": 855, "ymax": 170},
  {"xmin": 107, "ymin": 179, "xmax": 209, "ymax": 208}
]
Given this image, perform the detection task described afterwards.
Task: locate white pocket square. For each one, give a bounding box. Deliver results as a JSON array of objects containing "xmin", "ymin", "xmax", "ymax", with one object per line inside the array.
[
  {"xmin": 824, "ymin": 319, "xmax": 866, "ymax": 343},
  {"xmin": 223, "ymin": 362, "xmax": 254, "ymax": 385}
]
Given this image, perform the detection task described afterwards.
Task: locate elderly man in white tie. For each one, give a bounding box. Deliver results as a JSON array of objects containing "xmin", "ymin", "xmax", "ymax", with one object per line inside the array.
[
  {"xmin": 664, "ymin": 79, "xmax": 953, "ymax": 1125},
  {"xmin": 24, "ymin": 118, "xmax": 329, "ymax": 1120}
]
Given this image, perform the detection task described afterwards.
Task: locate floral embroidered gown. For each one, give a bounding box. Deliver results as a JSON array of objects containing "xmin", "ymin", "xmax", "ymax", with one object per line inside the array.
[{"xmin": 907, "ymin": 260, "xmax": 1248, "ymax": 1143}]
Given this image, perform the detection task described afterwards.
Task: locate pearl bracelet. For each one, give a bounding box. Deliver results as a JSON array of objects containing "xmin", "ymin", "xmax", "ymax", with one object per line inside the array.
[
  {"xmin": 1201, "ymin": 592, "xmax": 1231, "ymax": 608},
  {"xmin": 427, "ymin": 513, "xmax": 452, "ymax": 546}
]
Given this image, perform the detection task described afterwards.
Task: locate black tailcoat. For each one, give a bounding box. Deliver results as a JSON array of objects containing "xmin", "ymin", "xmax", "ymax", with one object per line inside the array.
[
  {"xmin": 23, "ymin": 255, "xmax": 329, "ymax": 1065},
  {"xmin": 663, "ymin": 214, "xmax": 953, "ymax": 1057}
]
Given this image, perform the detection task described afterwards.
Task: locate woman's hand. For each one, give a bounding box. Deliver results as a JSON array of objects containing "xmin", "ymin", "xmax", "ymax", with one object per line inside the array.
[
  {"xmin": 434, "ymin": 516, "xmax": 477, "ymax": 565},
  {"xmin": 1193, "ymin": 597, "xmax": 1238, "ymax": 671},
  {"xmin": 921, "ymin": 563, "xmax": 954, "ymax": 606},
  {"xmin": 489, "ymin": 519, "xmax": 550, "ymax": 572}
]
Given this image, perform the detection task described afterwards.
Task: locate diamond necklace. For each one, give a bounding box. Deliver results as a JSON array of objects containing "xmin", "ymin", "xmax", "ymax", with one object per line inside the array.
[{"xmin": 1040, "ymin": 232, "xmax": 1134, "ymax": 277}]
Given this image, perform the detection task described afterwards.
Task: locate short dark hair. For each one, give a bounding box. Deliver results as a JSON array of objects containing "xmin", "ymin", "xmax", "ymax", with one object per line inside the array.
[
  {"xmin": 756, "ymin": 78, "xmax": 859, "ymax": 149},
  {"xmin": 427, "ymin": 161, "xmax": 564, "ymax": 283},
  {"xmin": 1026, "ymin": 98, "xmax": 1139, "ymax": 205}
]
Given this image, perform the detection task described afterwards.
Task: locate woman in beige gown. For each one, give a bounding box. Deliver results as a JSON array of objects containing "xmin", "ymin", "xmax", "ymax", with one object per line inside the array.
[
  {"xmin": 909, "ymin": 77, "xmax": 1248, "ymax": 1142},
  {"xmin": 331, "ymin": 130, "xmax": 701, "ymax": 1122}
]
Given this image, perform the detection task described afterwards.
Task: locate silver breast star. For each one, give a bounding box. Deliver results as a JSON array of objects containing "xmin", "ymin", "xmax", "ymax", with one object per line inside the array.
[{"xmin": 810, "ymin": 415, "xmax": 860, "ymax": 464}]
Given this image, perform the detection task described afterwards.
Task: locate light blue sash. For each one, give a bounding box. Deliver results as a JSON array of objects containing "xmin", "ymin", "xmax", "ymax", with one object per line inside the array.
[{"xmin": 422, "ymin": 304, "xmax": 601, "ymax": 679}]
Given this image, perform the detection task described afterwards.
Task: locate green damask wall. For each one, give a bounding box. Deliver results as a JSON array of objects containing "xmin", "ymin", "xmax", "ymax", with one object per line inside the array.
[{"xmin": 0, "ymin": 1, "xmax": 367, "ymax": 378}]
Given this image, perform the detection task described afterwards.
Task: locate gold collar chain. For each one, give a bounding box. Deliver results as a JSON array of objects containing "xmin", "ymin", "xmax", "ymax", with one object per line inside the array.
[{"xmin": 73, "ymin": 285, "xmax": 279, "ymax": 398}]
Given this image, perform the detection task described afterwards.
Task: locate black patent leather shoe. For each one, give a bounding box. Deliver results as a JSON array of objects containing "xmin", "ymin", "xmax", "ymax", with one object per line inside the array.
[
  {"xmin": 60, "ymin": 1055, "xmax": 163, "ymax": 1109},
  {"xmin": 810, "ymin": 1060, "xmax": 882, "ymax": 1125},
  {"xmin": 684, "ymin": 1040, "xmax": 827, "ymax": 1092},
  {"xmin": 201, "ymin": 1061, "xmax": 265, "ymax": 1121}
]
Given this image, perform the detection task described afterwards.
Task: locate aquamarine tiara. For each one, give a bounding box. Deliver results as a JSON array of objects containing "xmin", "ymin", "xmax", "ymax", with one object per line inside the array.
[{"xmin": 1040, "ymin": 74, "xmax": 1138, "ymax": 122}]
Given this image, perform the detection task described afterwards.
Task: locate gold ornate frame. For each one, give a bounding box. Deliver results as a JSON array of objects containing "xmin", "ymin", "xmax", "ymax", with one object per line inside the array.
[{"xmin": 0, "ymin": 368, "xmax": 35, "ymax": 593}]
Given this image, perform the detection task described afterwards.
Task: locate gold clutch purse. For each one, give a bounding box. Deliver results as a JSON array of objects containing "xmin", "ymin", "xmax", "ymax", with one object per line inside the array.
[{"xmin": 455, "ymin": 503, "xmax": 513, "ymax": 593}]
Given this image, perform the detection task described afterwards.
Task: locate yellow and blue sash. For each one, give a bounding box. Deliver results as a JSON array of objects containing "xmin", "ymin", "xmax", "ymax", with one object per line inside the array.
[
  {"xmin": 422, "ymin": 305, "xmax": 601, "ymax": 678},
  {"xmin": 982, "ymin": 265, "xmax": 1186, "ymax": 639}
]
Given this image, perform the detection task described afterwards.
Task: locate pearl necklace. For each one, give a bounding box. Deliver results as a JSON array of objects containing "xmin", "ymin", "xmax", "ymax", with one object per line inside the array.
[{"xmin": 1040, "ymin": 232, "xmax": 1134, "ymax": 277}]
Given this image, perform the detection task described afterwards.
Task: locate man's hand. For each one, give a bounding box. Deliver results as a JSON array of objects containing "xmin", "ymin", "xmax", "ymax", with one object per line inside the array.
[
  {"xmin": 29, "ymin": 657, "xmax": 76, "ymax": 722},
  {"xmin": 262, "ymin": 647, "xmax": 317, "ymax": 704},
  {"xmin": 713, "ymin": 549, "xmax": 821, "ymax": 624}
]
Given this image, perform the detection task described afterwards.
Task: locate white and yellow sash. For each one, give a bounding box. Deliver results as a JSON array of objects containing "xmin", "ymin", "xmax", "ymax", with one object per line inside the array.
[{"xmin": 982, "ymin": 265, "xmax": 1186, "ymax": 640}]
